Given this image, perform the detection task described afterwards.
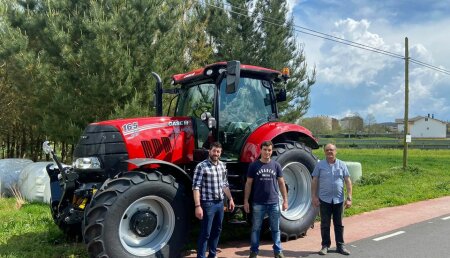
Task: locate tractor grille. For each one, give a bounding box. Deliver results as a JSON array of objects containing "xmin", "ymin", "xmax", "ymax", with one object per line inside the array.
[
  {"xmin": 141, "ymin": 137, "xmax": 172, "ymax": 158},
  {"xmin": 74, "ymin": 125, "xmax": 128, "ymax": 180}
]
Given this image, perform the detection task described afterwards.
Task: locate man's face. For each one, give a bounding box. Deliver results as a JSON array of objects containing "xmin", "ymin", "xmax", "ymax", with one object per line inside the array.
[
  {"xmin": 260, "ymin": 145, "xmax": 273, "ymax": 160},
  {"xmin": 209, "ymin": 147, "xmax": 222, "ymax": 162},
  {"xmin": 324, "ymin": 144, "xmax": 337, "ymax": 160}
]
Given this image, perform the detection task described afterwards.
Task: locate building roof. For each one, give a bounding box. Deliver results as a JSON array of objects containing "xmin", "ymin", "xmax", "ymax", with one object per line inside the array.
[{"xmin": 396, "ymin": 116, "xmax": 447, "ymax": 125}]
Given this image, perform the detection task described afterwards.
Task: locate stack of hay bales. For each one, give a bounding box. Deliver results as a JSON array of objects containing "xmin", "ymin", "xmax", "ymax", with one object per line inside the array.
[
  {"xmin": 0, "ymin": 159, "xmax": 33, "ymax": 197},
  {"xmin": 18, "ymin": 162, "xmax": 54, "ymax": 203}
]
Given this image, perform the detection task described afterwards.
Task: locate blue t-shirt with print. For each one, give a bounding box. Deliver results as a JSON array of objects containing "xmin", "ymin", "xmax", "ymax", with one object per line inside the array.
[{"xmin": 247, "ymin": 159, "xmax": 283, "ymax": 204}]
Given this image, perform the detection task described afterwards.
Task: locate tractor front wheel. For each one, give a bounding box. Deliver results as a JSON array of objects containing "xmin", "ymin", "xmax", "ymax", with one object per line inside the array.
[
  {"xmin": 83, "ymin": 171, "xmax": 190, "ymax": 258},
  {"xmin": 272, "ymin": 142, "xmax": 318, "ymax": 240}
]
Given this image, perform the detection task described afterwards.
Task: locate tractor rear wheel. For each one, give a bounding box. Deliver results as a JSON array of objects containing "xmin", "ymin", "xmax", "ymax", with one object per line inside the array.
[
  {"xmin": 83, "ymin": 171, "xmax": 190, "ymax": 258},
  {"xmin": 272, "ymin": 142, "xmax": 318, "ymax": 240}
]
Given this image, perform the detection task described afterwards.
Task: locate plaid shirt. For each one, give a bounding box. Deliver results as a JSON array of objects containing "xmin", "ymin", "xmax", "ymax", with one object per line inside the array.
[{"xmin": 192, "ymin": 158, "xmax": 229, "ymax": 201}]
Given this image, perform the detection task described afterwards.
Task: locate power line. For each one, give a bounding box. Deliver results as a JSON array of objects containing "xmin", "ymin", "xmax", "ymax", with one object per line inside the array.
[
  {"xmin": 409, "ymin": 58, "xmax": 450, "ymax": 75},
  {"xmin": 220, "ymin": 1, "xmax": 405, "ymax": 59},
  {"xmin": 204, "ymin": 1, "xmax": 403, "ymax": 59},
  {"xmin": 200, "ymin": 0, "xmax": 450, "ymax": 75}
]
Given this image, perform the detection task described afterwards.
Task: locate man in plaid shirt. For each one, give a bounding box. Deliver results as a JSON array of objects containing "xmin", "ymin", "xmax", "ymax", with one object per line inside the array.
[{"xmin": 193, "ymin": 142, "xmax": 235, "ymax": 258}]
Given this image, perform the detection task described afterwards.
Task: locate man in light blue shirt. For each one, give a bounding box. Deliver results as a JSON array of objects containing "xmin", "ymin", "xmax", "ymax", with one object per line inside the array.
[{"xmin": 312, "ymin": 143, "xmax": 353, "ymax": 256}]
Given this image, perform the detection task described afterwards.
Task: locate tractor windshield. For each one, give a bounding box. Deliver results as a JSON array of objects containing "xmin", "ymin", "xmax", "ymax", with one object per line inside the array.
[
  {"xmin": 219, "ymin": 77, "xmax": 273, "ymax": 158},
  {"xmin": 173, "ymin": 77, "xmax": 275, "ymax": 158}
]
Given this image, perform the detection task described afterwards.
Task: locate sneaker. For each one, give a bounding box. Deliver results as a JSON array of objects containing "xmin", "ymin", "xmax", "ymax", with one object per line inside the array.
[
  {"xmin": 249, "ymin": 251, "xmax": 258, "ymax": 258},
  {"xmin": 318, "ymin": 246, "xmax": 328, "ymax": 255},
  {"xmin": 274, "ymin": 252, "xmax": 285, "ymax": 258},
  {"xmin": 337, "ymin": 247, "xmax": 350, "ymax": 255}
]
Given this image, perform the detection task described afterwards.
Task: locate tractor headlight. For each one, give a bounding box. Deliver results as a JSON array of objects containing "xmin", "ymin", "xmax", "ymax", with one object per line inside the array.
[{"xmin": 73, "ymin": 157, "xmax": 101, "ymax": 169}]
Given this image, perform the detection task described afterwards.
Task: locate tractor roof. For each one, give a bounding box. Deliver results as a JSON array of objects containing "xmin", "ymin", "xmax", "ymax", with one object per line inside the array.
[{"xmin": 172, "ymin": 62, "xmax": 282, "ymax": 85}]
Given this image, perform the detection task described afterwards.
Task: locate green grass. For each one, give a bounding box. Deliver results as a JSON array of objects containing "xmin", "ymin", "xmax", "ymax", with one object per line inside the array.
[
  {"xmin": 0, "ymin": 199, "xmax": 87, "ymax": 258},
  {"xmin": 1, "ymin": 148, "xmax": 449, "ymax": 256},
  {"xmin": 313, "ymin": 148, "xmax": 450, "ymax": 215}
]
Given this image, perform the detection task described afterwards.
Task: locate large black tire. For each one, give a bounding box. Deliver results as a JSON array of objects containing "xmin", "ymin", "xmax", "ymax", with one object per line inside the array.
[
  {"xmin": 272, "ymin": 142, "xmax": 318, "ymax": 240},
  {"xmin": 83, "ymin": 171, "xmax": 190, "ymax": 258}
]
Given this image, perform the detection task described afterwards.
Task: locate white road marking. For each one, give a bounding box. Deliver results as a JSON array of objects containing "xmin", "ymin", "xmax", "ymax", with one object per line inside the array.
[
  {"xmin": 373, "ymin": 231, "xmax": 405, "ymax": 241},
  {"xmin": 442, "ymin": 216, "xmax": 450, "ymax": 220}
]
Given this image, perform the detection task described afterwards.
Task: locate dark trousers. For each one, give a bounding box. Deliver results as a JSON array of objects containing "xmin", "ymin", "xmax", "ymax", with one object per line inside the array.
[{"xmin": 319, "ymin": 199, "xmax": 345, "ymax": 248}]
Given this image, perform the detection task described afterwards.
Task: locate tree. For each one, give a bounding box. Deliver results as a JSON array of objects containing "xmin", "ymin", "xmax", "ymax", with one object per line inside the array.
[
  {"xmin": 202, "ymin": 0, "xmax": 315, "ymax": 120},
  {"xmin": 254, "ymin": 0, "xmax": 315, "ymax": 121},
  {"xmin": 1, "ymin": 0, "xmax": 207, "ymax": 155},
  {"xmin": 365, "ymin": 113, "xmax": 376, "ymax": 136}
]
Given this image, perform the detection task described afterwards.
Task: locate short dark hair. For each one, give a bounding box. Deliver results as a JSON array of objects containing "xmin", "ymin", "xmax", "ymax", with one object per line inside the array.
[
  {"xmin": 323, "ymin": 143, "xmax": 336, "ymax": 151},
  {"xmin": 260, "ymin": 140, "xmax": 273, "ymax": 149},
  {"xmin": 210, "ymin": 142, "xmax": 222, "ymax": 149}
]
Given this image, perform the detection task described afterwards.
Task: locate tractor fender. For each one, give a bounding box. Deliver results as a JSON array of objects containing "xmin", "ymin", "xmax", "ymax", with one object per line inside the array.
[
  {"xmin": 125, "ymin": 158, "xmax": 192, "ymax": 185},
  {"xmin": 240, "ymin": 122, "xmax": 319, "ymax": 163}
]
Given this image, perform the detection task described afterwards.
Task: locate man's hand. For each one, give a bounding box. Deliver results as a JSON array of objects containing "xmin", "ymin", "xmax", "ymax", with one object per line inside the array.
[
  {"xmin": 344, "ymin": 199, "xmax": 352, "ymax": 209},
  {"xmin": 312, "ymin": 196, "xmax": 320, "ymax": 208},
  {"xmin": 228, "ymin": 199, "xmax": 235, "ymax": 212},
  {"xmin": 195, "ymin": 206, "xmax": 203, "ymax": 220},
  {"xmin": 282, "ymin": 199, "xmax": 288, "ymax": 211},
  {"xmin": 244, "ymin": 202, "xmax": 250, "ymax": 213}
]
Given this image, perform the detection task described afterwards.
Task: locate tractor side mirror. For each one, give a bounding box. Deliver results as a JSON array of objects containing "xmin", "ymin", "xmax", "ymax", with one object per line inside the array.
[
  {"xmin": 276, "ymin": 88, "xmax": 287, "ymax": 102},
  {"xmin": 226, "ymin": 60, "xmax": 240, "ymax": 94}
]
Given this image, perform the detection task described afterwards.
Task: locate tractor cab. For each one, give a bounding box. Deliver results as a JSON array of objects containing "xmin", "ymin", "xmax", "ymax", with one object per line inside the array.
[{"xmin": 170, "ymin": 61, "xmax": 287, "ymax": 160}]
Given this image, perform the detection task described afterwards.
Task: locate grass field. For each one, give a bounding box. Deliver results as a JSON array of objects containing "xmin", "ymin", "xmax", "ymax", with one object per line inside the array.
[
  {"xmin": 314, "ymin": 148, "xmax": 450, "ymax": 215},
  {"xmin": 1, "ymin": 148, "xmax": 449, "ymax": 257}
]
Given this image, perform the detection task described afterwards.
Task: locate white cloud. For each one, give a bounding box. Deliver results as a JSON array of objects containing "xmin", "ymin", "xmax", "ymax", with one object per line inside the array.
[
  {"xmin": 291, "ymin": 1, "xmax": 450, "ymax": 122},
  {"xmin": 319, "ymin": 18, "xmax": 395, "ymax": 87}
]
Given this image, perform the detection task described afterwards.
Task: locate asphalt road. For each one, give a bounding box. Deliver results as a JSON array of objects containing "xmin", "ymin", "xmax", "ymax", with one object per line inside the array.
[
  {"xmin": 305, "ymin": 215, "xmax": 450, "ymax": 258},
  {"xmin": 184, "ymin": 197, "xmax": 450, "ymax": 257}
]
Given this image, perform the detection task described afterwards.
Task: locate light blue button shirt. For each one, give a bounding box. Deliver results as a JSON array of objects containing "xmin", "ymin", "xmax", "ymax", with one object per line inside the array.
[{"xmin": 312, "ymin": 158, "xmax": 349, "ymax": 204}]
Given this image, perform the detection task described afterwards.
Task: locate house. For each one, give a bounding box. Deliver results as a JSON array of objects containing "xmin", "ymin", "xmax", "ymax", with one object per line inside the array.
[
  {"xmin": 298, "ymin": 116, "xmax": 340, "ymax": 134},
  {"xmin": 396, "ymin": 114, "xmax": 447, "ymax": 138},
  {"xmin": 339, "ymin": 115, "xmax": 364, "ymax": 132}
]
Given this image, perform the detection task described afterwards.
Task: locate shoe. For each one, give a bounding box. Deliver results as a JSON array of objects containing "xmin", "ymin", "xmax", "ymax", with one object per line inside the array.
[
  {"xmin": 318, "ymin": 246, "xmax": 328, "ymax": 255},
  {"xmin": 337, "ymin": 247, "xmax": 350, "ymax": 255},
  {"xmin": 274, "ymin": 252, "xmax": 285, "ymax": 258},
  {"xmin": 249, "ymin": 251, "xmax": 258, "ymax": 258}
]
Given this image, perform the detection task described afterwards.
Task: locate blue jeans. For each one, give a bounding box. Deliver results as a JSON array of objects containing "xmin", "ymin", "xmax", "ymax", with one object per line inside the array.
[
  {"xmin": 250, "ymin": 203, "xmax": 282, "ymax": 254},
  {"xmin": 197, "ymin": 200, "xmax": 224, "ymax": 258}
]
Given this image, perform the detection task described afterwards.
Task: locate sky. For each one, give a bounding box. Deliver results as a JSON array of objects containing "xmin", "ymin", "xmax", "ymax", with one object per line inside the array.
[{"xmin": 288, "ymin": 0, "xmax": 450, "ymax": 123}]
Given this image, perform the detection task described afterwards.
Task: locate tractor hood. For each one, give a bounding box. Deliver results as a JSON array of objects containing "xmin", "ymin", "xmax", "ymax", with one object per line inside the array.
[{"xmin": 74, "ymin": 116, "xmax": 196, "ymax": 180}]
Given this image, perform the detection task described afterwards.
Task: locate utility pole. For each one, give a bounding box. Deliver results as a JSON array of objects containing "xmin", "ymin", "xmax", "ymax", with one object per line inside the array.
[{"xmin": 403, "ymin": 37, "xmax": 409, "ymax": 169}]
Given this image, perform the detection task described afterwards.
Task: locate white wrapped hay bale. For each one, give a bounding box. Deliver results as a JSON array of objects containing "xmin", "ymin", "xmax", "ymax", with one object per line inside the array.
[
  {"xmin": 0, "ymin": 159, "xmax": 34, "ymax": 196},
  {"xmin": 344, "ymin": 161, "xmax": 362, "ymax": 183},
  {"xmin": 18, "ymin": 162, "xmax": 54, "ymax": 203}
]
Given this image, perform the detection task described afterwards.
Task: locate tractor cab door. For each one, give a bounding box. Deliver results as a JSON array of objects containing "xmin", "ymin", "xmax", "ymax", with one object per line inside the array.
[
  {"xmin": 175, "ymin": 83, "xmax": 215, "ymax": 150},
  {"xmin": 218, "ymin": 77, "xmax": 274, "ymax": 160}
]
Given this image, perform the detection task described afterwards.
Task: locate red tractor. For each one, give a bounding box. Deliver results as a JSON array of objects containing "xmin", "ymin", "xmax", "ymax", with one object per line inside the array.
[{"xmin": 44, "ymin": 61, "xmax": 319, "ymax": 258}]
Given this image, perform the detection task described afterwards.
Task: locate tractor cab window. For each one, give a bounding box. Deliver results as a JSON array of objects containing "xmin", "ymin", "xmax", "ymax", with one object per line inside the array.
[
  {"xmin": 175, "ymin": 83, "xmax": 215, "ymax": 117},
  {"xmin": 219, "ymin": 77, "xmax": 273, "ymax": 159},
  {"xmin": 175, "ymin": 83, "xmax": 215, "ymax": 149}
]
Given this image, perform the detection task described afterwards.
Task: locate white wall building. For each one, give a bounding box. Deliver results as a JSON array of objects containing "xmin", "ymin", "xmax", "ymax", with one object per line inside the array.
[{"xmin": 396, "ymin": 115, "xmax": 447, "ymax": 138}]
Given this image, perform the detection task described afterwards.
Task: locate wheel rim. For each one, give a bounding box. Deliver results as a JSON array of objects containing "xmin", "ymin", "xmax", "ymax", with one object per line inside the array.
[
  {"xmin": 281, "ymin": 162, "xmax": 312, "ymax": 220},
  {"xmin": 119, "ymin": 196, "xmax": 175, "ymax": 256}
]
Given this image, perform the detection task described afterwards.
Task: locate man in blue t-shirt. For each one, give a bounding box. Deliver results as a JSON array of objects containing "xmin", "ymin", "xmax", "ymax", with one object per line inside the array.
[
  {"xmin": 312, "ymin": 143, "xmax": 353, "ymax": 256},
  {"xmin": 244, "ymin": 140, "xmax": 288, "ymax": 258}
]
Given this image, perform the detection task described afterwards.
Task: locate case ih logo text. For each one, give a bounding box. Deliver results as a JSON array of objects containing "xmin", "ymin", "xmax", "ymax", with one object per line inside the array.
[{"xmin": 168, "ymin": 120, "xmax": 189, "ymax": 126}]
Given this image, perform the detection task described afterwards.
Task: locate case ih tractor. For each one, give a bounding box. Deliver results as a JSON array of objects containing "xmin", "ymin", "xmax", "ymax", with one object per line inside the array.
[{"xmin": 43, "ymin": 61, "xmax": 319, "ymax": 258}]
